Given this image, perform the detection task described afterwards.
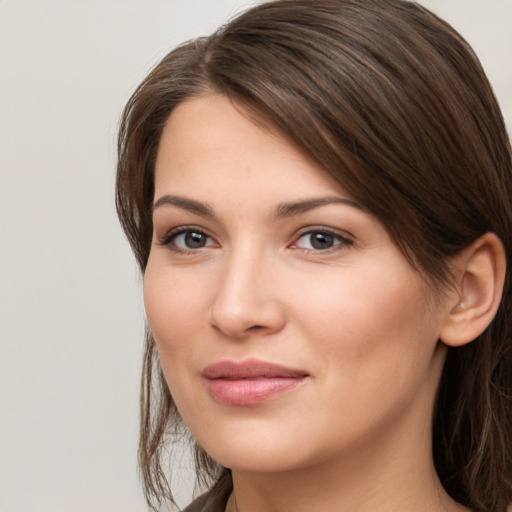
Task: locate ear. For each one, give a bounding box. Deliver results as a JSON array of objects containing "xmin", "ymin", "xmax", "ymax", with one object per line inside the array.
[{"xmin": 440, "ymin": 232, "xmax": 506, "ymax": 347}]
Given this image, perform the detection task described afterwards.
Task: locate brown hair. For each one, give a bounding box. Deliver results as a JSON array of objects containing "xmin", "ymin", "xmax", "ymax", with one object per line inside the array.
[{"xmin": 116, "ymin": 0, "xmax": 512, "ymax": 510}]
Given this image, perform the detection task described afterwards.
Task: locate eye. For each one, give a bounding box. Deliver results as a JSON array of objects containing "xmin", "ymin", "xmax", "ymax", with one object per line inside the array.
[
  {"xmin": 159, "ymin": 227, "xmax": 217, "ymax": 251},
  {"xmin": 291, "ymin": 229, "xmax": 352, "ymax": 251},
  {"xmin": 174, "ymin": 230, "xmax": 213, "ymax": 249}
]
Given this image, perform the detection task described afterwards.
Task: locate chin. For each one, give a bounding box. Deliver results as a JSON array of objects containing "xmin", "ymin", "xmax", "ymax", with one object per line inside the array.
[
  {"xmin": 209, "ymin": 445, "xmax": 307, "ymax": 474},
  {"xmin": 192, "ymin": 419, "xmax": 346, "ymax": 476},
  {"xmin": 189, "ymin": 419, "xmax": 308, "ymax": 473}
]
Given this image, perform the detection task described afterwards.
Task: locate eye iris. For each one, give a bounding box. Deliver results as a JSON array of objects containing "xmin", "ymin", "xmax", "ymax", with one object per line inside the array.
[
  {"xmin": 185, "ymin": 231, "xmax": 207, "ymax": 248},
  {"xmin": 311, "ymin": 232, "xmax": 334, "ymax": 249}
]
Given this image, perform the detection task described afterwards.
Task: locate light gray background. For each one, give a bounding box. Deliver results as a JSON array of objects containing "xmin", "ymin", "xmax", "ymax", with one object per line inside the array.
[{"xmin": 1, "ymin": 1, "xmax": 511, "ymax": 511}]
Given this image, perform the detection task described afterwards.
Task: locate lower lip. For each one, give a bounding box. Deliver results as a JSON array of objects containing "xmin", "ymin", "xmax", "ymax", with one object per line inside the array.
[{"xmin": 205, "ymin": 377, "xmax": 306, "ymax": 406}]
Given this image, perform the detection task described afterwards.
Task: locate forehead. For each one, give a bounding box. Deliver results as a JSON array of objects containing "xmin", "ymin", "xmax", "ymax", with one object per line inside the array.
[{"xmin": 154, "ymin": 93, "xmax": 347, "ymax": 202}]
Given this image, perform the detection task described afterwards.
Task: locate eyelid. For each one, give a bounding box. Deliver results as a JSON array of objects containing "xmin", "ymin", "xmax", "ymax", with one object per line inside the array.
[
  {"xmin": 155, "ymin": 224, "xmax": 353, "ymax": 253},
  {"xmin": 289, "ymin": 226, "xmax": 354, "ymax": 250},
  {"xmin": 157, "ymin": 225, "xmax": 218, "ymax": 250}
]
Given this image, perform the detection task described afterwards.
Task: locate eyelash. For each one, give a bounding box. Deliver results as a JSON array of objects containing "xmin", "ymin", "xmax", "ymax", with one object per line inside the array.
[
  {"xmin": 157, "ymin": 226, "xmax": 215, "ymax": 254},
  {"xmin": 157, "ymin": 226, "xmax": 354, "ymax": 254},
  {"xmin": 290, "ymin": 228, "xmax": 354, "ymax": 252}
]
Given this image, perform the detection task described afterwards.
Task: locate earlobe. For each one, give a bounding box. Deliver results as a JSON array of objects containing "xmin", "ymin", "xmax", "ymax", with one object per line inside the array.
[{"xmin": 440, "ymin": 232, "xmax": 506, "ymax": 347}]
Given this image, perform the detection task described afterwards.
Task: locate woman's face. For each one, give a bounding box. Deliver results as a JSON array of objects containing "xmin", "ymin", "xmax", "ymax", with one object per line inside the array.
[{"xmin": 144, "ymin": 93, "xmax": 450, "ymax": 473}]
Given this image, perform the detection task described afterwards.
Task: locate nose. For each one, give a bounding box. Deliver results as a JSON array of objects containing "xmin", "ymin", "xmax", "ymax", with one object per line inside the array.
[{"xmin": 208, "ymin": 250, "xmax": 286, "ymax": 339}]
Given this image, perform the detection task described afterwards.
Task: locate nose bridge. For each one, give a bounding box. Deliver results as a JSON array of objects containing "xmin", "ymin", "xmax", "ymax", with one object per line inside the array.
[{"xmin": 209, "ymin": 240, "xmax": 284, "ymax": 338}]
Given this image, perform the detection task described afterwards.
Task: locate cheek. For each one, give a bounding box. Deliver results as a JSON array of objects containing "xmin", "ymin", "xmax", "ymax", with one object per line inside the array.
[
  {"xmin": 143, "ymin": 264, "xmax": 207, "ymax": 413},
  {"xmin": 288, "ymin": 275, "xmax": 441, "ymax": 450},
  {"xmin": 143, "ymin": 262, "xmax": 208, "ymax": 361},
  {"xmin": 294, "ymin": 264, "xmax": 437, "ymax": 383}
]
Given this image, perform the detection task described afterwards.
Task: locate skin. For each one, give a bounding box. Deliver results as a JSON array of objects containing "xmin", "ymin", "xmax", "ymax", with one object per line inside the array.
[{"xmin": 144, "ymin": 93, "xmax": 470, "ymax": 512}]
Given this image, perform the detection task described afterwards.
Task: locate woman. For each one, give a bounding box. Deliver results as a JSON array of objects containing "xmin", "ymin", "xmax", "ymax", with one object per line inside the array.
[{"xmin": 116, "ymin": 0, "xmax": 512, "ymax": 511}]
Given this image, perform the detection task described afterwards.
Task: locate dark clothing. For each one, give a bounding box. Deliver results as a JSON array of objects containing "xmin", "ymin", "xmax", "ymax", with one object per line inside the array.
[{"xmin": 182, "ymin": 474, "xmax": 232, "ymax": 512}]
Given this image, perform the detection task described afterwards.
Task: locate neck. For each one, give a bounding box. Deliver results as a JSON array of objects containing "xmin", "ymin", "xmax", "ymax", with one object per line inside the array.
[{"xmin": 229, "ymin": 446, "xmax": 465, "ymax": 512}]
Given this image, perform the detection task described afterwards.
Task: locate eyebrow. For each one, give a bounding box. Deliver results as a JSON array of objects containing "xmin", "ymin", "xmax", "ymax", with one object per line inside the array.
[
  {"xmin": 152, "ymin": 195, "xmax": 216, "ymax": 217},
  {"xmin": 151, "ymin": 194, "xmax": 363, "ymax": 218},
  {"xmin": 274, "ymin": 196, "xmax": 363, "ymax": 218}
]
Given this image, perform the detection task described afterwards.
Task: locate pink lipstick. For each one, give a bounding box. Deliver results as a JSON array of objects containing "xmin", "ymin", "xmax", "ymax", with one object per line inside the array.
[{"xmin": 202, "ymin": 359, "xmax": 309, "ymax": 406}]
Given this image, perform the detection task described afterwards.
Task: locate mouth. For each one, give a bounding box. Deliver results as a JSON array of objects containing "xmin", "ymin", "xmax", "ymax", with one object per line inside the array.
[{"xmin": 201, "ymin": 359, "xmax": 310, "ymax": 406}]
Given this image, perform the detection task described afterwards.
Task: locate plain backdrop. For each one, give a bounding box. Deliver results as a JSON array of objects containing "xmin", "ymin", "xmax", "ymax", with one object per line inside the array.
[{"xmin": 0, "ymin": 1, "xmax": 510, "ymax": 511}]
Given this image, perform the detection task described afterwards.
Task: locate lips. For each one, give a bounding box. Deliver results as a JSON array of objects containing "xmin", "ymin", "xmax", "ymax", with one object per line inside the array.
[{"xmin": 202, "ymin": 359, "xmax": 309, "ymax": 406}]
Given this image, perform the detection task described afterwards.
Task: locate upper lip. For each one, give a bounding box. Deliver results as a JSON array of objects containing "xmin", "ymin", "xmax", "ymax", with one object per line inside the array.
[{"xmin": 202, "ymin": 359, "xmax": 309, "ymax": 380}]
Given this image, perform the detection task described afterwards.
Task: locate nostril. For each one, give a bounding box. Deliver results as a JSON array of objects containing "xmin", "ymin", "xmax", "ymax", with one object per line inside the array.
[{"xmin": 248, "ymin": 325, "xmax": 266, "ymax": 332}]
